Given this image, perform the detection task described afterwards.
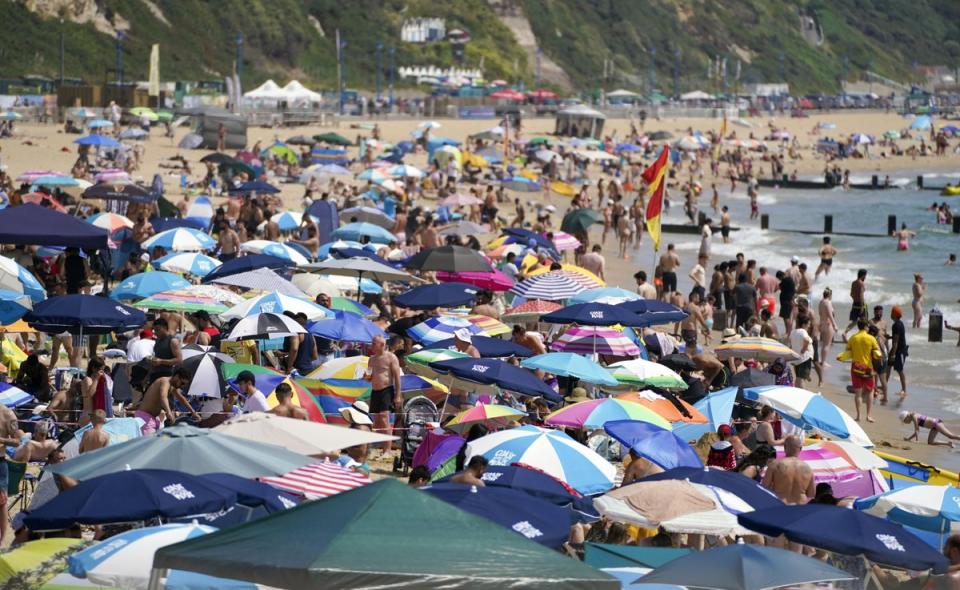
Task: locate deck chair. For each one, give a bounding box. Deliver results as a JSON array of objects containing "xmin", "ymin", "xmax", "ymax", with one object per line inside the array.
[{"xmin": 6, "ymin": 460, "xmax": 34, "ymax": 512}]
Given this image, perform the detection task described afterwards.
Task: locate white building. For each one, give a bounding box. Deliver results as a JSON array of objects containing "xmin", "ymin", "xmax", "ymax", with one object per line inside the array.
[{"xmin": 401, "ymin": 18, "xmax": 446, "ymax": 43}]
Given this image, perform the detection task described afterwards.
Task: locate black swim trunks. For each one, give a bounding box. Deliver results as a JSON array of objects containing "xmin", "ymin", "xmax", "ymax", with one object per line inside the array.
[
  {"xmin": 661, "ymin": 271, "xmax": 677, "ymax": 293},
  {"xmin": 369, "ymin": 385, "xmax": 396, "ymax": 414}
]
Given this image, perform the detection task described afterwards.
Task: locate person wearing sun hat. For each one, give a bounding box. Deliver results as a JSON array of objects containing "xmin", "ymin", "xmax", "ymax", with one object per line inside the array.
[
  {"xmin": 563, "ymin": 386, "xmax": 589, "ymax": 405},
  {"xmin": 339, "ymin": 400, "xmax": 374, "ymax": 427},
  {"xmin": 452, "ymin": 328, "xmax": 480, "ymax": 358}
]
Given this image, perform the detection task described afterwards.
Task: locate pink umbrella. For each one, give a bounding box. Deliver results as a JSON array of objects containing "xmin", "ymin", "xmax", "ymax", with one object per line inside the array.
[
  {"xmin": 93, "ymin": 168, "xmax": 131, "ymax": 183},
  {"xmin": 441, "ymin": 193, "xmax": 483, "ymax": 207},
  {"xmin": 545, "ymin": 231, "xmax": 581, "ymax": 251},
  {"xmin": 551, "ymin": 326, "xmax": 641, "ymax": 356},
  {"xmin": 437, "ymin": 269, "xmax": 514, "ymax": 292},
  {"xmin": 260, "ymin": 462, "xmax": 371, "ymax": 500},
  {"xmin": 15, "ymin": 170, "xmax": 61, "ymax": 183},
  {"xmin": 774, "ymin": 444, "xmax": 861, "ymax": 483}
]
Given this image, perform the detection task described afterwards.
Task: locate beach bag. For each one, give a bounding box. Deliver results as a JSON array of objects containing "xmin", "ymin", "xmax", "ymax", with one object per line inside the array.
[{"xmin": 851, "ymin": 361, "xmax": 874, "ymax": 378}]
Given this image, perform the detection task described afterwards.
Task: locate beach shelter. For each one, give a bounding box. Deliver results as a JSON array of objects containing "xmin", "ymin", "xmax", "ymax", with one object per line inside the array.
[
  {"xmin": 152, "ymin": 478, "xmax": 618, "ymax": 589},
  {"xmin": 555, "ymin": 104, "xmax": 606, "ymax": 139},
  {"xmin": 45, "ymin": 424, "xmax": 313, "ymax": 480},
  {"xmin": 214, "ymin": 412, "xmax": 396, "ymax": 456},
  {"xmin": 0, "ymin": 538, "xmax": 85, "ymax": 585},
  {"xmin": 0, "ymin": 204, "xmax": 108, "ymax": 249}
]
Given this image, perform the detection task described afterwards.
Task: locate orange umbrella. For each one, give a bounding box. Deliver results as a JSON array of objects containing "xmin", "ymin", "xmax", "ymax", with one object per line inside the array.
[{"xmin": 615, "ymin": 390, "xmax": 708, "ymax": 424}]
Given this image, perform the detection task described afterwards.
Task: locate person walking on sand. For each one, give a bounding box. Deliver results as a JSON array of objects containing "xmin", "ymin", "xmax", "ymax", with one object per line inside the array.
[
  {"xmin": 659, "ymin": 244, "xmax": 680, "ymax": 301},
  {"xmin": 840, "ymin": 318, "xmax": 881, "ymax": 422},
  {"xmin": 720, "ymin": 206, "xmax": 732, "ymax": 244},
  {"xmin": 842, "ymin": 269, "xmax": 868, "ymax": 339},
  {"xmin": 815, "ymin": 236, "xmax": 837, "ymax": 279},
  {"xmin": 900, "ymin": 411, "xmax": 960, "ymax": 447},
  {"xmin": 366, "ymin": 335, "xmax": 402, "ymax": 454},
  {"xmin": 911, "ymin": 273, "xmax": 925, "ymax": 328},
  {"xmin": 887, "ymin": 306, "xmax": 909, "ymax": 401}
]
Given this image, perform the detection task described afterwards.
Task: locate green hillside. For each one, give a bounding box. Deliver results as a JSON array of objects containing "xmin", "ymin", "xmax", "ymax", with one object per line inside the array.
[{"xmin": 1, "ymin": 0, "xmax": 958, "ymax": 94}]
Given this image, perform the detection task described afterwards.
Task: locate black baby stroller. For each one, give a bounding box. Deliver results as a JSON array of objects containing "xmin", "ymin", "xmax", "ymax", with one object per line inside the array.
[{"xmin": 393, "ymin": 395, "xmax": 439, "ymax": 475}]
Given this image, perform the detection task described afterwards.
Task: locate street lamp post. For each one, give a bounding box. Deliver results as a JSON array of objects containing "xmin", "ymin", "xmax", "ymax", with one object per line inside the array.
[
  {"xmin": 375, "ymin": 42, "xmax": 383, "ymax": 103},
  {"xmin": 236, "ymin": 33, "xmax": 244, "ymax": 79},
  {"xmin": 59, "ymin": 19, "xmax": 65, "ymax": 84},
  {"xmin": 115, "ymin": 31, "xmax": 124, "ymax": 85},
  {"xmin": 388, "ymin": 45, "xmax": 395, "ymax": 112}
]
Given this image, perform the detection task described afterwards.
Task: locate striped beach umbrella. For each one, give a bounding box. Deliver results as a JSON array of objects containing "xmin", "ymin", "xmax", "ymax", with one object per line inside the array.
[
  {"xmin": 134, "ymin": 289, "xmax": 230, "ymax": 314},
  {"xmin": 743, "ymin": 385, "xmax": 872, "ymax": 447},
  {"xmin": 551, "ymin": 326, "xmax": 641, "ymax": 356},
  {"xmin": 606, "ymin": 359, "xmax": 687, "ymax": 389},
  {"xmin": 466, "ymin": 425, "xmax": 616, "ymax": 495},
  {"xmin": 545, "ymin": 397, "xmax": 672, "ymax": 430},
  {"xmin": 226, "ymin": 312, "xmax": 307, "ymax": 341},
  {"xmin": 616, "ymin": 390, "xmax": 706, "ymax": 424},
  {"xmin": 307, "ymin": 356, "xmax": 369, "ymax": 380},
  {"xmin": 445, "ymin": 402, "xmax": 525, "ymax": 433},
  {"xmin": 180, "ymin": 344, "xmax": 233, "ymax": 399},
  {"xmin": 328, "ymin": 297, "xmax": 376, "ymax": 317},
  {"xmin": 221, "ymin": 291, "xmax": 332, "ymax": 321},
  {"xmin": 501, "ymin": 299, "xmax": 562, "ymax": 322},
  {"xmin": 458, "ymin": 314, "xmax": 510, "ymax": 337},
  {"xmin": 856, "ymin": 485, "xmax": 960, "ymax": 533},
  {"xmin": 405, "ymin": 348, "xmax": 469, "ymax": 378},
  {"xmin": 510, "ymin": 272, "xmax": 585, "ymax": 301},
  {"xmin": 569, "ymin": 287, "xmax": 642, "ymax": 306},
  {"xmin": 0, "ymin": 382, "xmax": 32, "ymax": 408},
  {"xmin": 526, "ymin": 265, "xmax": 605, "ymax": 288},
  {"xmin": 271, "ymin": 210, "xmax": 306, "ymax": 232},
  {"xmin": 143, "ymin": 228, "xmax": 216, "ymax": 252},
  {"xmin": 332, "ymin": 222, "xmax": 397, "ymax": 244},
  {"xmin": 773, "ymin": 443, "xmax": 867, "ymax": 485},
  {"xmin": 87, "ymin": 212, "xmax": 133, "ymax": 233},
  {"xmin": 239, "ymin": 240, "xmax": 310, "ymax": 265},
  {"xmin": 407, "ymin": 315, "xmax": 482, "ymax": 345},
  {"xmin": 714, "ymin": 337, "xmax": 799, "ymax": 363},
  {"xmin": 260, "ymin": 462, "xmax": 372, "ymax": 500},
  {"xmin": 110, "ymin": 271, "xmax": 191, "ymax": 301},
  {"xmin": 520, "ymin": 352, "xmax": 618, "ymax": 386},
  {"xmin": 265, "ymin": 377, "xmax": 326, "ymax": 423},
  {"xmin": 154, "ymin": 252, "xmax": 222, "ymax": 278},
  {"xmin": 0, "ymin": 256, "xmax": 47, "ymax": 303},
  {"xmin": 547, "ymin": 231, "xmax": 581, "ymax": 251}
]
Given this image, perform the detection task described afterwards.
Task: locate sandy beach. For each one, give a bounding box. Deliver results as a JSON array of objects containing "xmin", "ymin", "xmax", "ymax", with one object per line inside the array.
[{"xmin": 1, "ymin": 109, "xmax": 957, "ymax": 471}]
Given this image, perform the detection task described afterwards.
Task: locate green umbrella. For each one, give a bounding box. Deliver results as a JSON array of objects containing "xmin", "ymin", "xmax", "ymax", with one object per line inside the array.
[
  {"xmin": 221, "ymin": 363, "xmax": 282, "ymax": 379},
  {"xmin": 313, "ymin": 132, "xmax": 352, "ymax": 147},
  {"xmin": 45, "ymin": 425, "xmax": 312, "ymax": 481},
  {"xmin": 129, "ymin": 107, "xmax": 158, "ymax": 121},
  {"xmin": 156, "ymin": 111, "xmax": 174, "ymax": 122},
  {"xmin": 527, "ymin": 137, "xmax": 550, "ymax": 147},
  {"xmin": 561, "ymin": 208, "xmax": 603, "ymax": 234},
  {"xmin": 219, "ymin": 160, "xmax": 256, "ymax": 179},
  {"xmin": 154, "ymin": 479, "xmax": 618, "ymax": 589}
]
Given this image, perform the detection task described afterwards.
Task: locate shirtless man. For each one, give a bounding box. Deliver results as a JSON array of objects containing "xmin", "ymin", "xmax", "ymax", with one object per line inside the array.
[
  {"xmin": 366, "ymin": 335, "xmax": 402, "ymax": 452},
  {"xmin": 450, "ymin": 455, "xmax": 488, "ymax": 487},
  {"xmin": 217, "ymin": 220, "xmax": 240, "ymax": 262},
  {"xmin": 621, "ymin": 450, "xmax": 663, "ymax": 485},
  {"xmin": 720, "ymin": 206, "xmax": 732, "ymax": 244},
  {"xmin": 453, "ymin": 329, "xmax": 482, "ymax": 358},
  {"xmin": 680, "ymin": 291, "xmax": 709, "ymax": 345},
  {"xmin": 418, "ymin": 219, "xmax": 440, "ymax": 249},
  {"xmin": 814, "ymin": 236, "xmax": 837, "ymax": 279},
  {"xmin": 79, "ymin": 409, "xmax": 110, "ymax": 453},
  {"xmin": 136, "ymin": 368, "xmax": 197, "ymax": 435},
  {"xmin": 14, "ymin": 421, "xmax": 58, "ymax": 462},
  {"xmin": 763, "ymin": 435, "xmax": 815, "ymax": 504},
  {"xmin": 843, "ymin": 269, "xmax": 868, "ymax": 338},
  {"xmin": 268, "ymin": 383, "xmax": 308, "ymax": 420},
  {"xmin": 659, "ymin": 244, "xmax": 680, "ymax": 301}
]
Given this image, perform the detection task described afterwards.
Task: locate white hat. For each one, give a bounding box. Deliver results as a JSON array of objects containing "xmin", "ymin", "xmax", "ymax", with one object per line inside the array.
[
  {"xmin": 140, "ymin": 253, "xmax": 151, "ymax": 263},
  {"xmin": 339, "ymin": 400, "xmax": 373, "ymax": 426},
  {"xmin": 453, "ymin": 328, "xmax": 473, "ymax": 344},
  {"xmin": 790, "ymin": 255, "xmax": 799, "ymax": 263}
]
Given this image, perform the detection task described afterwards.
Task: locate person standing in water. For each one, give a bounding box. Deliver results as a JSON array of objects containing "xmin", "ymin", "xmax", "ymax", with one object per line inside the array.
[
  {"xmin": 814, "ymin": 236, "xmax": 837, "ymax": 279},
  {"xmin": 911, "ymin": 273, "xmax": 925, "ymax": 328},
  {"xmin": 843, "ymin": 269, "xmax": 868, "ymax": 339},
  {"xmin": 893, "ymin": 223, "xmax": 915, "ymax": 251}
]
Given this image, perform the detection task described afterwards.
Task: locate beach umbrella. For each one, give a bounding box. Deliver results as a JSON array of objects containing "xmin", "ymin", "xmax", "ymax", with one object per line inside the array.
[
  {"xmin": 357, "ymin": 167, "xmax": 388, "ymax": 181},
  {"xmin": 851, "ymin": 133, "xmax": 874, "ymax": 145},
  {"xmin": 388, "ymin": 164, "xmax": 425, "ymax": 178},
  {"xmin": 551, "ymin": 325, "xmax": 641, "ymax": 356},
  {"xmin": 466, "ymin": 464, "xmax": 584, "ymax": 507},
  {"xmin": 202, "ymin": 254, "xmax": 293, "ymax": 283},
  {"xmin": 339, "ymin": 206, "xmax": 394, "ymax": 229},
  {"xmin": 238, "ymin": 240, "xmax": 309, "ymax": 264},
  {"xmin": 143, "ymin": 227, "xmax": 216, "ymax": 252},
  {"xmin": 20, "ymin": 192, "xmax": 67, "ymax": 212},
  {"xmin": 429, "ymin": 357, "xmax": 559, "ymax": 400},
  {"xmin": 134, "ymin": 288, "xmax": 230, "ymax": 314},
  {"xmin": 436, "ymin": 269, "xmax": 513, "ymax": 291},
  {"xmin": 129, "ymin": 106, "xmax": 158, "ymax": 120},
  {"xmin": 200, "ymin": 473, "xmax": 298, "ymax": 512},
  {"xmin": 226, "ymin": 312, "xmax": 307, "ymax": 341},
  {"xmin": 120, "ymin": 127, "xmax": 149, "ymax": 140},
  {"xmin": 404, "ymin": 245, "xmax": 491, "ymax": 273},
  {"xmin": 641, "ymin": 467, "xmax": 783, "ymax": 511},
  {"xmin": 110, "ymin": 271, "xmax": 190, "ymax": 301},
  {"xmin": 855, "ymin": 485, "xmax": 960, "ymax": 534},
  {"xmin": 15, "ymin": 170, "xmax": 61, "ymax": 183},
  {"xmin": 30, "ymin": 175, "xmax": 79, "ymax": 188},
  {"xmin": 618, "ymin": 299, "xmax": 689, "ymax": 326},
  {"xmin": 774, "ymin": 443, "xmax": 876, "ymax": 485},
  {"xmin": 910, "ymin": 115, "xmax": 932, "ymax": 130},
  {"xmin": 221, "ymin": 291, "xmax": 332, "ymax": 321},
  {"xmin": 561, "ymin": 208, "xmax": 602, "ymax": 234},
  {"xmin": 323, "ymin": 274, "xmax": 385, "ymax": 295},
  {"xmin": 307, "ymin": 310, "xmax": 386, "ymax": 344},
  {"xmin": 24, "ymin": 469, "xmax": 237, "ymax": 531},
  {"xmin": 327, "ymin": 296, "xmax": 374, "ymax": 317},
  {"xmin": 82, "ymin": 182, "xmax": 153, "ymax": 202},
  {"xmin": 87, "ymin": 212, "xmax": 133, "ymax": 233},
  {"xmin": 466, "ymin": 425, "xmax": 616, "ymax": 495},
  {"xmin": 74, "ymin": 134, "xmax": 121, "ymax": 148},
  {"xmin": 714, "ymin": 336, "xmax": 798, "ymax": 362},
  {"xmin": 405, "ymin": 349, "xmax": 469, "ymax": 378},
  {"xmin": 26, "ymin": 294, "xmax": 145, "ymax": 335},
  {"xmin": 441, "ymin": 193, "xmax": 483, "ymax": 207},
  {"xmin": 738, "ymin": 504, "xmax": 949, "ymax": 573},
  {"xmin": 47, "ymin": 424, "xmax": 312, "ymax": 482},
  {"xmin": 180, "ymin": 343, "xmax": 232, "ymax": 399},
  {"xmin": 541, "ymin": 302, "xmax": 648, "ymax": 328},
  {"xmin": 454, "ymin": 313, "xmax": 510, "ymax": 337},
  {"xmin": 521, "ymin": 352, "xmax": 618, "ymax": 386},
  {"xmin": 569, "ymin": 287, "xmax": 641, "ymax": 305},
  {"xmin": 638, "ymin": 544, "xmax": 852, "ymax": 590},
  {"xmin": 528, "ymin": 266, "xmax": 605, "ymax": 289},
  {"xmin": 260, "ymin": 462, "xmax": 372, "ymax": 500},
  {"xmin": 510, "ymin": 272, "xmax": 585, "ymax": 301},
  {"xmin": 214, "ymin": 412, "xmax": 396, "ymax": 456},
  {"xmin": 332, "ymin": 221, "xmax": 396, "ymax": 244},
  {"xmin": 154, "ymin": 252, "xmax": 222, "ymax": 277},
  {"xmin": 0, "ymin": 538, "xmax": 85, "ymax": 585},
  {"xmin": 269, "ymin": 210, "xmax": 305, "ymax": 232},
  {"xmin": 0, "ymin": 290, "xmax": 31, "ymax": 325},
  {"xmin": 313, "ymin": 132, "xmax": 352, "ymax": 146},
  {"xmin": 0, "ymin": 111, "xmax": 22, "ymax": 121},
  {"xmin": 743, "ymin": 385, "xmax": 871, "ymax": 447},
  {"xmin": 883, "ymin": 130, "xmax": 901, "ymax": 139},
  {"xmin": 0, "ymin": 382, "xmax": 33, "ymax": 408},
  {"xmin": 408, "ymin": 315, "xmax": 482, "ymax": 344},
  {"xmin": 305, "ymin": 356, "xmax": 369, "ymax": 380},
  {"xmin": 229, "ymin": 180, "xmax": 280, "ymax": 195},
  {"xmin": 200, "ymin": 152, "xmax": 235, "ymax": 164},
  {"xmin": 429, "ymin": 335, "xmax": 533, "ymax": 358},
  {"xmin": 546, "ymin": 397, "xmax": 673, "ymax": 431},
  {"xmin": 290, "ymin": 273, "xmax": 341, "ymax": 298},
  {"xmin": 503, "ymin": 176, "xmax": 541, "ymax": 192},
  {"xmin": 606, "ymin": 359, "xmax": 687, "ymax": 389},
  {"xmin": 421, "ymin": 483, "xmax": 571, "ymax": 548},
  {"xmin": 328, "ymin": 245, "xmax": 390, "ymax": 265},
  {"xmin": 545, "ymin": 231, "xmax": 580, "ymax": 252},
  {"xmin": 605, "ymin": 420, "xmax": 701, "ymax": 469},
  {"xmin": 302, "ymin": 257, "xmax": 416, "ymax": 283},
  {"xmin": 445, "ymin": 402, "xmax": 526, "ymax": 433},
  {"xmin": 393, "ymin": 282, "xmax": 479, "ymax": 310},
  {"xmin": 502, "ymin": 299, "xmax": 562, "ymax": 321}
]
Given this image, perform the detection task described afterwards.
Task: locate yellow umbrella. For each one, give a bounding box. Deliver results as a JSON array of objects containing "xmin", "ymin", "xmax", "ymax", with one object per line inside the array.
[
  {"xmin": 550, "ymin": 181, "xmax": 577, "ymax": 197},
  {"xmin": 528, "ymin": 263, "xmax": 606, "ymax": 287},
  {"xmin": 0, "ymin": 319, "xmax": 36, "ymax": 334},
  {"xmin": 307, "ymin": 356, "xmax": 369, "ymax": 380},
  {"xmin": 462, "ymin": 151, "xmax": 488, "ymax": 168},
  {"xmin": 485, "ymin": 235, "xmax": 509, "ymax": 251},
  {"xmin": 0, "ymin": 538, "xmax": 85, "ymax": 583},
  {"xmin": 518, "ymin": 169, "xmax": 539, "ymax": 181}
]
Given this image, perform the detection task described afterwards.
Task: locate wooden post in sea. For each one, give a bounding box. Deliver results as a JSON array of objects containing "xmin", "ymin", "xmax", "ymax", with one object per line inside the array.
[
  {"xmin": 887, "ymin": 215, "xmax": 897, "ymax": 235},
  {"xmin": 760, "ymin": 214, "xmax": 769, "ymax": 230},
  {"xmin": 917, "ymin": 175, "xmax": 924, "ymax": 189},
  {"xmin": 823, "ymin": 215, "xmax": 833, "ymax": 234},
  {"xmin": 953, "ymin": 217, "xmax": 960, "ymax": 234}
]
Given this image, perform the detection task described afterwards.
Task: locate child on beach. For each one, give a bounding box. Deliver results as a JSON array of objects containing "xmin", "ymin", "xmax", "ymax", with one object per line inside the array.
[{"xmin": 899, "ymin": 410, "xmax": 960, "ymax": 447}]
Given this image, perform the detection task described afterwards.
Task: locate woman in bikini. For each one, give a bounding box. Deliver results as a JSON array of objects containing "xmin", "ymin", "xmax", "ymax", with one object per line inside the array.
[{"xmin": 900, "ymin": 410, "xmax": 960, "ymax": 447}]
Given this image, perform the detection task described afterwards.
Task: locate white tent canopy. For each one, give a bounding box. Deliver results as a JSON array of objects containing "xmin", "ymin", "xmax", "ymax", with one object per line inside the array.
[
  {"xmin": 607, "ymin": 89, "xmax": 640, "ymax": 98},
  {"xmin": 282, "ymin": 80, "xmax": 323, "ymax": 102},
  {"xmin": 680, "ymin": 90, "xmax": 713, "ymax": 101},
  {"xmin": 244, "ymin": 79, "xmax": 284, "ymax": 100}
]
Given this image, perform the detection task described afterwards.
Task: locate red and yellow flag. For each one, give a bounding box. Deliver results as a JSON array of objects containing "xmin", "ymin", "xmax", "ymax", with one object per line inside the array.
[{"xmin": 642, "ymin": 146, "xmax": 670, "ymax": 251}]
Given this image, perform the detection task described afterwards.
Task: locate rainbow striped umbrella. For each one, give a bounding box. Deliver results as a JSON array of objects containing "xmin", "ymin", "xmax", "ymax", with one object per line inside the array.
[
  {"xmin": 458, "ymin": 314, "xmax": 510, "ymax": 337},
  {"xmin": 405, "ymin": 348, "xmax": 469, "ymax": 378},
  {"xmin": 715, "ymin": 337, "xmax": 798, "ymax": 363},
  {"xmin": 545, "ymin": 397, "xmax": 672, "ymax": 430},
  {"xmin": 306, "ymin": 356, "xmax": 369, "ymax": 380},
  {"xmin": 134, "ymin": 289, "xmax": 229, "ymax": 313},
  {"xmin": 526, "ymin": 266, "xmax": 605, "ymax": 288},
  {"xmin": 501, "ymin": 299, "xmax": 562, "ymax": 322},
  {"xmin": 551, "ymin": 326, "xmax": 641, "ymax": 356},
  {"xmin": 445, "ymin": 402, "xmax": 525, "ymax": 433},
  {"xmin": 615, "ymin": 390, "xmax": 707, "ymax": 424},
  {"xmin": 606, "ymin": 359, "xmax": 687, "ymax": 389}
]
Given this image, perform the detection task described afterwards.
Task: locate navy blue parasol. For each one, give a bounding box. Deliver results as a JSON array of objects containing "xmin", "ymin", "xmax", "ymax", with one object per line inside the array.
[
  {"xmin": 604, "ymin": 420, "xmax": 703, "ymax": 470},
  {"xmin": 25, "ymin": 294, "xmax": 146, "ymax": 335},
  {"xmin": 200, "ymin": 473, "xmax": 298, "ymax": 513},
  {"xmin": 202, "ymin": 254, "xmax": 294, "ymax": 283},
  {"xmin": 229, "ymin": 181, "xmax": 280, "ymax": 195},
  {"xmin": 393, "ymin": 282, "xmax": 479, "ymax": 310},
  {"xmin": 429, "ymin": 335, "xmax": 533, "ymax": 358},
  {"xmin": 0, "ymin": 204, "xmax": 108, "ymax": 249},
  {"xmin": 619, "ymin": 299, "xmax": 689, "ymax": 326},
  {"xmin": 429, "ymin": 357, "xmax": 560, "ymax": 401},
  {"xmin": 541, "ymin": 302, "xmax": 650, "ymax": 327}
]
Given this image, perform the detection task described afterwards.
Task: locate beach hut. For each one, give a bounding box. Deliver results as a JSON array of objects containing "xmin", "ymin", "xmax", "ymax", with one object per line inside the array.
[{"xmin": 555, "ymin": 104, "xmax": 606, "ymax": 139}]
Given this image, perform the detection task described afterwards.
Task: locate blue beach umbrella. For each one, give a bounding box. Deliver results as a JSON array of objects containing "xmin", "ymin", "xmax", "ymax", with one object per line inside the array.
[
  {"xmin": 30, "ymin": 175, "xmax": 79, "ymax": 187},
  {"xmin": 521, "ymin": 352, "xmax": 618, "ymax": 386},
  {"xmin": 150, "ymin": 217, "xmax": 207, "ymax": 233},
  {"xmin": 332, "ymin": 221, "xmax": 397, "ymax": 244},
  {"xmin": 330, "ymin": 246, "xmax": 393, "ymax": 266},
  {"xmin": 393, "ymin": 282, "xmax": 479, "ymax": 310},
  {"xmin": 307, "ymin": 311, "xmax": 387, "ymax": 344},
  {"xmin": 86, "ymin": 119, "xmax": 113, "ymax": 129},
  {"xmin": 672, "ymin": 386, "xmax": 738, "ymax": 441},
  {"xmin": 738, "ymin": 504, "xmax": 949, "ymax": 573},
  {"xmin": 465, "ymin": 425, "xmax": 616, "ymax": 495},
  {"xmin": 0, "ymin": 257, "xmax": 46, "ymax": 302},
  {"xmin": 541, "ymin": 302, "xmax": 649, "ymax": 328},
  {"xmin": 110, "ymin": 271, "xmax": 191, "ymax": 301},
  {"xmin": 421, "ymin": 483, "xmax": 573, "ymax": 548},
  {"xmin": 429, "ymin": 335, "xmax": 533, "ymax": 358},
  {"xmin": 742, "ymin": 385, "xmax": 871, "ymax": 447},
  {"xmin": 429, "ymin": 358, "xmax": 561, "ymax": 400},
  {"xmin": 408, "ymin": 315, "xmax": 482, "ymax": 344},
  {"xmin": 24, "ymin": 469, "xmax": 237, "ymax": 531},
  {"xmin": 619, "ymin": 299, "xmax": 689, "ymax": 326},
  {"xmin": 0, "ymin": 382, "xmax": 33, "ymax": 408},
  {"xmin": 0, "ymin": 289, "xmax": 32, "ymax": 324},
  {"xmin": 910, "ymin": 115, "xmax": 933, "ymax": 130},
  {"xmin": 604, "ymin": 420, "xmax": 703, "ymax": 470},
  {"xmin": 202, "ymin": 254, "xmax": 293, "ymax": 283},
  {"xmin": 317, "ymin": 240, "xmax": 371, "ymax": 259},
  {"xmin": 25, "ymin": 294, "xmax": 146, "ymax": 335},
  {"xmin": 229, "ymin": 180, "xmax": 280, "ymax": 194},
  {"xmin": 74, "ymin": 134, "xmax": 121, "ymax": 147},
  {"xmin": 155, "ymin": 252, "xmax": 222, "ymax": 278},
  {"xmin": 271, "ymin": 210, "xmax": 305, "ymax": 231},
  {"xmin": 855, "ymin": 485, "xmax": 960, "ymax": 534},
  {"xmin": 503, "ymin": 176, "xmax": 541, "ymax": 192},
  {"xmin": 200, "ymin": 473, "xmax": 299, "ymax": 513},
  {"xmin": 143, "ymin": 227, "xmax": 217, "ymax": 252},
  {"xmin": 119, "ymin": 127, "xmax": 149, "ymax": 140},
  {"xmin": 568, "ymin": 287, "xmax": 642, "ymax": 305}
]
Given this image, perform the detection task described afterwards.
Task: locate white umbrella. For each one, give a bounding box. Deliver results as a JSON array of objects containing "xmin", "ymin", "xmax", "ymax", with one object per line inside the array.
[
  {"xmin": 220, "ymin": 291, "xmax": 331, "ymax": 321},
  {"xmin": 291, "ymin": 273, "xmax": 342, "ymax": 298},
  {"xmin": 226, "ymin": 312, "xmax": 306, "ymax": 341},
  {"xmin": 215, "ymin": 412, "xmax": 397, "ymax": 455},
  {"xmin": 239, "ymin": 240, "xmax": 310, "ymax": 265}
]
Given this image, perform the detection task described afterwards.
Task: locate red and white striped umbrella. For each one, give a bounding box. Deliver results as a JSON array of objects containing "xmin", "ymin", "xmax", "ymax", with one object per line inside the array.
[
  {"xmin": 547, "ymin": 231, "xmax": 581, "ymax": 251},
  {"xmin": 260, "ymin": 462, "xmax": 372, "ymax": 500}
]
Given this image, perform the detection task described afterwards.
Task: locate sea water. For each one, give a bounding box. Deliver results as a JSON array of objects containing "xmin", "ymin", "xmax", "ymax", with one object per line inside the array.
[{"xmin": 651, "ymin": 174, "xmax": 960, "ymax": 424}]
